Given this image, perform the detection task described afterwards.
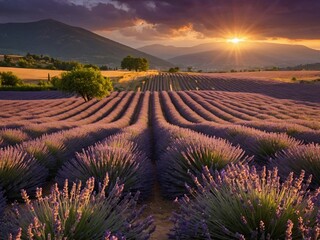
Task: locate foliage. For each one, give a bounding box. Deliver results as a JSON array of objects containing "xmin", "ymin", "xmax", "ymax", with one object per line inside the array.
[
  {"xmin": 56, "ymin": 137, "xmax": 152, "ymax": 199},
  {"xmin": 158, "ymin": 134, "xmax": 248, "ymax": 198},
  {"xmin": 170, "ymin": 164, "xmax": 320, "ymax": 239},
  {"xmin": 272, "ymin": 144, "xmax": 320, "ymax": 189},
  {"xmin": 251, "ymin": 132, "xmax": 301, "ymax": 163},
  {"xmin": 0, "ymin": 54, "xmax": 100, "ymax": 71},
  {"xmin": 121, "ymin": 55, "xmax": 149, "ymax": 71},
  {"xmin": 5, "ymin": 174, "xmax": 154, "ymax": 240},
  {"xmin": 0, "ymin": 71, "xmax": 22, "ymax": 86},
  {"xmin": 0, "ymin": 128, "xmax": 29, "ymax": 145},
  {"xmin": 168, "ymin": 67, "xmax": 180, "ymax": 73},
  {"xmin": 57, "ymin": 67, "xmax": 113, "ymax": 101},
  {"xmin": 0, "ymin": 147, "xmax": 48, "ymax": 200}
]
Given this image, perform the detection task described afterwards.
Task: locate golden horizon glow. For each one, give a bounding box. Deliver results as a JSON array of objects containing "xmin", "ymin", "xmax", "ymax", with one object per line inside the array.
[{"xmin": 227, "ymin": 37, "xmax": 245, "ymax": 44}]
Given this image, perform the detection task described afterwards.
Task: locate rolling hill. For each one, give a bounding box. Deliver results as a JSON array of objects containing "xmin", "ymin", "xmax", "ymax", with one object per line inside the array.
[
  {"xmin": 139, "ymin": 42, "xmax": 320, "ymax": 71},
  {"xmin": 0, "ymin": 19, "xmax": 172, "ymax": 69}
]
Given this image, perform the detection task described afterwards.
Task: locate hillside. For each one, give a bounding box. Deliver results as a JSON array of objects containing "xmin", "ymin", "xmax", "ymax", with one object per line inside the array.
[
  {"xmin": 0, "ymin": 19, "xmax": 172, "ymax": 69},
  {"xmin": 138, "ymin": 43, "xmax": 222, "ymax": 60},
  {"xmin": 284, "ymin": 62, "xmax": 320, "ymax": 71},
  {"xmin": 140, "ymin": 42, "xmax": 320, "ymax": 71}
]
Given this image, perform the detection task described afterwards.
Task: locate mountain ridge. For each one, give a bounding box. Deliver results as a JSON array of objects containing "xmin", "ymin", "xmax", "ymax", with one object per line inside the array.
[
  {"xmin": 139, "ymin": 42, "xmax": 320, "ymax": 71},
  {"xmin": 0, "ymin": 19, "xmax": 172, "ymax": 69}
]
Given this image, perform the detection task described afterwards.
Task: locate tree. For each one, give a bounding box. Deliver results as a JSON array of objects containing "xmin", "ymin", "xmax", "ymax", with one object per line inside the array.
[
  {"xmin": 0, "ymin": 71, "xmax": 22, "ymax": 86},
  {"xmin": 57, "ymin": 67, "xmax": 113, "ymax": 102},
  {"xmin": 168, "ymin": 67, "xmax": 180, "ymax": 73},
  {"xmin": 121, "ymin": 56, "xmax": 149, "ymax": 71},
  {"xmin": 121, "ymin": 55, "xmax": 135, "ymax": 71},
  {"xmin": 134, "ymin": 57, "xmax": 149, "ymax": 71}
]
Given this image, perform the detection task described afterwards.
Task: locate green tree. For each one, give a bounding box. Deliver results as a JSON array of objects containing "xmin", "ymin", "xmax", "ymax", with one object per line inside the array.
[
  {"xmin": 121, "ymin": 56, "xmax": 149, "ymax": 71},
  {"xmin": 58, "ymin": 67, "xmax": 113, "ymax": 102},
  {"xmin": 134, "ymin": 57, "xmax": 149, "ymax": 71},
  {"xmin": 168, "ymin": 67, "xmax": 180, "ymax": 73},
  {"xmin": 0, "ymin": 71, "xmax": 22, "ymax": 86},
  {"xmin": 121, "ymin": 55, "xmax": 135, "ymax": 71}
]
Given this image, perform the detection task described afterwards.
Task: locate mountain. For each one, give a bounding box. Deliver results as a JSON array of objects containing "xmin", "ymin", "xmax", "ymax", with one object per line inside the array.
[
  {"xmin": 140, "ymin": 42, "xmax": 320, "ymax": 71},
  {"xmin": 0, "ymin": 19, "xmax": 172, "ymax": 69},
  {"xmin": 138, "ymin": 43, "xmax": 221, "ymax": 60}
]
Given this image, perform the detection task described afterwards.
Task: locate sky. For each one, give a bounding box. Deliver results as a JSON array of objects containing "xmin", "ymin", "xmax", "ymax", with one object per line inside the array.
[{"xmin": 0, "ymin": 0, "xmax": 319, "ymax": 49}]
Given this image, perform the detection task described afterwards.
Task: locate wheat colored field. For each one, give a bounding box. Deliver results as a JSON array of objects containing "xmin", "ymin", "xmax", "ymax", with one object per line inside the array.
[
  {"xmin": 196, "ymin": 70, "xmax": 320, "ymax": 82},
  {"xmin": 0, "ymin": 67, "xmax": 158, "ymax": 84}
]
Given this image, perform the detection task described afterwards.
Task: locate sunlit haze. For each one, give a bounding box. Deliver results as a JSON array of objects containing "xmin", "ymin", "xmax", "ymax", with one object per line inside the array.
[{"xmin": 227, "ymin": 38, "xmax": 245, "ymax": 44}]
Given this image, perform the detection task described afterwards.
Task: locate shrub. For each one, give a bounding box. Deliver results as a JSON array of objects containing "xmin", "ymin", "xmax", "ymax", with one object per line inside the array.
[
  {"xmin": 0, "ymin": 128, "xmax": 29, "ymax": 146},
  {"xmin": 19, "ymin": 140, "xmax": 56, "ymax": 171},
  {"xmin": 56, "ymin": 139, "xmax": 152, "ymax": 199},
  {"xmin": 170, "ymin": 164, "xmax": 320, "ymax": 239},
  {"xmin": 5, "ymin": 174, "xmax": 154, "ymax": 239},
  {"xmin": 0, "ymin": 147, "xmax": 48, "ymax": 200},
  {"xmin": 272, "ymin": 144, "xmax": 320, "ymax": 189},
  {"xmin": 250, "ymin": 133, "xmax": 301, "ymax": 164},
  {"xmin": 58, "ymin": 67, "xmax": 113, "ymax": 102},
  {"xmin": 0, "ymin": 72, "xmax": 22, "ymax": 86},
  {"xmin": 158, "ymin": 135, "xmax": 249, "ymax": 198}
]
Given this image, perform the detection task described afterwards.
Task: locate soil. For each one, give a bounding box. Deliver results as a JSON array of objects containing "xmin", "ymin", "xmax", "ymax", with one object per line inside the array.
[{"xmin": 143, "ymin": 183, "xmax": 175, "ymax": 240}]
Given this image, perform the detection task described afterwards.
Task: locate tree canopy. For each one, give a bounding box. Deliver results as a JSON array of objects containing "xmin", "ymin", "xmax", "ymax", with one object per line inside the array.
[
  {"xmin": 121, "ymin": 56, "xmax": 149, "ymax": 71},
  {"xmin": 56, "ymin": 67, "xmax": 113, "ymax": 102},
  {"xmin": 0, "ymin": 71, "xmax": 22, "ymax": 86}
]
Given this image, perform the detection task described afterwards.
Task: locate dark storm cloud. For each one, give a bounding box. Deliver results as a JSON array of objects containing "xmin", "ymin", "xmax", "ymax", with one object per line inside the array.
[
  {"xmin": 0, "ymin": 0, "xmax": 319, "ymax": 39},
  {"xmin": 0, "ymin": 0, "xmax": 136, "ymax": 30},
  {"xmin": 118, "ymin": 0, "xmax": 320, "ymax": 39}
]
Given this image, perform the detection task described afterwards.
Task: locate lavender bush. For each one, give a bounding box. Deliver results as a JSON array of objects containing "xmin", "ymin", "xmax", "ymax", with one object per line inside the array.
[
  {"xmin": 171, "ymin": 164, "xmax": 320, "ymax": 239},
  {"xmin": 0, "ymin": 128, "xmax": 29, "ymax": 146},
  {"xmin": 57, "ymin": 139, "xmax": 152, "ymax": 199},
  {"xmin": 19, "ymin": 140, "xmax": 55, "ymax": 170},
  {"xmin": 0, "ymin": 147, "xmax": 48, "ymax": 200},
  {"xmin": 158, "ymin": 134, "xmax": 248, "ymax": 198},
  {"xmin": 272, "ymin": 144, "xmax": 320, "ymax": 189},
  {"xmin": 6, "ymin": 174, "xmax": 154, "ymax": 239},
  {"xmin": 250, "ymin": 132, "xmax": 301, "ymax": 164}
]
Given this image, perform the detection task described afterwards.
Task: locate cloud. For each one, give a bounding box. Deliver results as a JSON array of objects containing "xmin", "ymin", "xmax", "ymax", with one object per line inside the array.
[
  {"xmin": 0, "ymin": 0, "xmax": 137, "ymax": 30},
  {"xmin": 117, "ymin": 0, "xmax": 320, "ymax": 39},
  {"xmin": 0, "ymin": 0, "xmax": 319, "ymax": 40}
]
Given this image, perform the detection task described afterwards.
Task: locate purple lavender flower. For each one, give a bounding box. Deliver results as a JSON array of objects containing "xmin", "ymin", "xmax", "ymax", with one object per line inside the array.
[
  {"xmin": 271, "ymin": 144, "xmax": 320, "ymax": 189},
  {"xmin": 158, "ymin": 133, "xmax": 249, "ymax": 198},
  {"xmin": 0, "ymin": 147, "xmax": 48, "ymax": 200},
  {"xmin": 6, "ymin": 174, "xmax": 154, "ymax": 239},
  {"xmin": 170, "ymin": 163, "xmax": 320, "ymax": 239}
]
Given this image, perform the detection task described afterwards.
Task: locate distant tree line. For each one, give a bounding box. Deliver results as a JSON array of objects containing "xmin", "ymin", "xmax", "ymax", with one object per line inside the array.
[
  {"xmin": 121, "ymin": 56, "xmax": 149, "ymax": 71},
  {"xmin": 282, "ymin": 63, "xmax": 320, "ymax": 71},
  {"xmin": 0, "ymin": 54, "xmax": 117, "ymax": 71}
]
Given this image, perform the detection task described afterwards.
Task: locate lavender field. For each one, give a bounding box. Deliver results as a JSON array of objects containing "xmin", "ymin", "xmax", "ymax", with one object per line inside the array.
[{"xmin": 0, "ymin": 74, "xmax": 320, "ymax": 239}]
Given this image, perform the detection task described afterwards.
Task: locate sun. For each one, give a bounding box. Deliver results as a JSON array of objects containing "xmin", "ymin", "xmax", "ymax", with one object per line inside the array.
[{"xmin": 227, "ymin": 38, "xmax": 245, "ymax": 44}]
